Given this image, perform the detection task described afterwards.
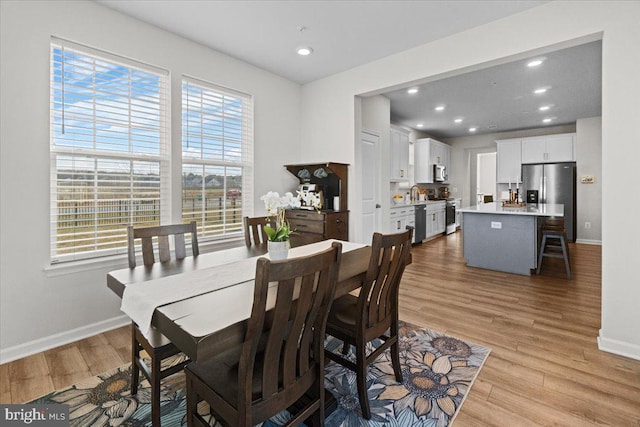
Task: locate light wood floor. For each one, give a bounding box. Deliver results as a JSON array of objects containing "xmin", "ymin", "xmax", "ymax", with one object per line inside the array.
[{"xmin": 2, "ymin": 233, "xmax": 639, "ymax": 426}]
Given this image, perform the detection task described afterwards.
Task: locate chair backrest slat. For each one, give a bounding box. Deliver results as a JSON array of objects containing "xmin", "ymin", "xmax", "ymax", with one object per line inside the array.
[
  {"xmin": 361, "ymin": 228, "xmax": 413, "ymax": 330},
  {"xmin": 127, "ymin": 221, "xmax": 199, "ymax": 268},
  {"xmin": 239, "ymin": 242, "xmax": 342, "ymax": 412},
  {"xmin": 174, "ymin": 234, "xmax": 186, "ymax": 259},
  {"xmin": 158, "ymin": 235, "xmax": 171, "ymax": 263},
  {"xmin": 244, "ymin": 216, "xmax": 270, "ymax": 248}
]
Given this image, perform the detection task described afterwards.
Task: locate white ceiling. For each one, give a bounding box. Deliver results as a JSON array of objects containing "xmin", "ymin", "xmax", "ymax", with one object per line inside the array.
[
  {"xmin": 387, "ymin": 40, "xmax": 602, "ymax": 138},
  {"xmin": 97, "ymin": 0, "xmax": 547, "ymax": 84},
  {"xmin": 97, "ymin": 0, "xmax": 601, "ymax": 138}
]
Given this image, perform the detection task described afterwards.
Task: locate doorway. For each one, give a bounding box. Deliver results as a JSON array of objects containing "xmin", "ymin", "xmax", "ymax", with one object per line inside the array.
[
  {"xmin": 466, "ymin": 147, "xmax": 497, "ymax": 206},
  {"xmin": 477, "ymin": 152, "xmax": 497, "ymax": 203}
]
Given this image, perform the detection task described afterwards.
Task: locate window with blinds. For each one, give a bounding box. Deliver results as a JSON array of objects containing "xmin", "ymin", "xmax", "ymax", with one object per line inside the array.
[
  {"xmin": 182, "ymin": 77, "xmax": 253, "ymax": 239},
  {"xmin": 50, "ymin": 38, "xmax": 170, "ymax": 262}
]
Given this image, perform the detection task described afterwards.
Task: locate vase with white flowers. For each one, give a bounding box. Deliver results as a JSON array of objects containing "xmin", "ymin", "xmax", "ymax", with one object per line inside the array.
[{"xmin": 260, "ymin": 191, "xmax": 301, "ymax": 259}]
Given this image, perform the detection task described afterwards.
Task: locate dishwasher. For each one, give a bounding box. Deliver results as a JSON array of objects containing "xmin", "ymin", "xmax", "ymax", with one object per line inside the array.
[{"xmin": 414, "ymin": 204, "xmax": 426, "ymax": 243}]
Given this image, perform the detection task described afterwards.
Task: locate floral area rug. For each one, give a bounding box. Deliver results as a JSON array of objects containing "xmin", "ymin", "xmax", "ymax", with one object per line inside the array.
[{"xmin": 31, "ymin": 322, "xmax": 490, "ymax": 426}]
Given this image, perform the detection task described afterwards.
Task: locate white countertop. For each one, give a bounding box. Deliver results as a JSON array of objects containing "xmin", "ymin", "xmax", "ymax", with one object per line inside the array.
[
  {"xmin": 458, "ymin": 202, "xmax": 564, "ymax": 217},
  {"xmin": 391, "ymin": 199, "xmax": 450, "ymax": 208}
]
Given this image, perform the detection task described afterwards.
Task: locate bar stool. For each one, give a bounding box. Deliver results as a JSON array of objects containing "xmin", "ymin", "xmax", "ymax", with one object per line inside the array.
[{"xmin": 537, "ymin": 219, "xmax": 571, "ymax": 279}]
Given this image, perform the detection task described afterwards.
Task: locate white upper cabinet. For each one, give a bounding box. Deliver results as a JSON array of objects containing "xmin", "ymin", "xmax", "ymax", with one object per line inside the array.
[
  {"xmin": 521, "ymin": 133, "xmax": 576, "ymax": 164},
  {"xmin": 545, "ymin": 134, "xmax": 576, "ymax": 162},
  {"xmin": 389, "ymin": 126, "xmax": 410, "ymax": 181},
  {"xmin": 520, "ymin": 137, "xmax": 547, "ymax": 163},
  {"xmin": 496, "ymin": 139, "xmax": 522, "ymax": 183},
  {"xmin": 415, "ymin": 138, "xmax": 451, "ymax": 183}
]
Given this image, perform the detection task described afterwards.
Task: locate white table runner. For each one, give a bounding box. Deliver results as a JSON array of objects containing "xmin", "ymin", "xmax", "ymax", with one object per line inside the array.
[{"xmin": 121, "ymin": 239, "xmax": 366, "ymax": 334}]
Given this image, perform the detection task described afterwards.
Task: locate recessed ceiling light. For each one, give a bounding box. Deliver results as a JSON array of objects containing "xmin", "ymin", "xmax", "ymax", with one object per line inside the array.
[
  {"xmin": 454, "ymin": 118, "xmax": 463, "ymax": 123},
  {"xmin": 296, "ymin": 46, "xmax": 313, "ymax": 56},
  {"xmin": 542, "ymin": 118, "xmax": 553, "ymax": 123},
  {"xmin": 416, "ymin": 123, "xmax": 424, "ymax": 128},
  {"xmin": 534, "ymin": 88, "xmax": 548, "ymax": 94},
  {"xmin": 527, "ymin": 59, "xmax": 543, "ymax": 67},
  {"xmin": 469, "ymin": 127, "xmax": 477, "ymax": 132},
  {"xmin": 539, "ymin": 105, "xmax": 551, "ymax": 111},
  {"xmin": 435, "ymin": 105, "xmax": 445, "ymax": 111},
  {"xmin": 407, "ymin": 87, "xmax": 419, "ymax": 94}
]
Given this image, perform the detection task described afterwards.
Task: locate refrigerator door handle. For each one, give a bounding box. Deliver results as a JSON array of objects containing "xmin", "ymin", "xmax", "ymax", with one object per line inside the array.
[{"xmin": 542, "ymin": 175, "xmax": 546, "ymax": 202}]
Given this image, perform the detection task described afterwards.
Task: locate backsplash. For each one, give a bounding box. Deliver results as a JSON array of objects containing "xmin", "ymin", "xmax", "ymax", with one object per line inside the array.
[{"xmin": 390, "ymin": 182, "xmax": 450, "ymax": 201}]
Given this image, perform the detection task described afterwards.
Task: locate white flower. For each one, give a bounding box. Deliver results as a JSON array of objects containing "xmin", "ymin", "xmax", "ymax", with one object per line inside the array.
[{"xmin": 261, "ymin": 191, "xmax": 302, "ymax": 216}]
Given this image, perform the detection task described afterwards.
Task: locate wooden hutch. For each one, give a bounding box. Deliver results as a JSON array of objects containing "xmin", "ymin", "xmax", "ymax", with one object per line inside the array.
[{"xmin": 284, "ymin": 162, "xmax": 349, "ymax": 247}]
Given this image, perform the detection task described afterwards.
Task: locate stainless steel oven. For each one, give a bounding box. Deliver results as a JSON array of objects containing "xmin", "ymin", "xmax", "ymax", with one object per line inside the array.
[{"xmin": 445, "ymin": 201, "xmax": 456, "ymax": 234}]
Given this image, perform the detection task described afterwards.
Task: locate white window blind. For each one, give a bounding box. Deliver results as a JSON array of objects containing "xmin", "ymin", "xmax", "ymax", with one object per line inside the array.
[
  {"xmin": 182, "ymin": 76, "xmax": 253, "ymax": 239},
  {"xmin": 50, "ymin": 38, "xmax": 170, "ymax": 262}
]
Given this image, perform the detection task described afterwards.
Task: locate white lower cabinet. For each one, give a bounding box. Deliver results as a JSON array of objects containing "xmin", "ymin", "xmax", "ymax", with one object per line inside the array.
[
  {"xmin": 389, "ymin": 205, "xmax": 415, "ymax": 235},
  {"xmin": 426, "ymin": 201, "xmax": 446, "ymax": 238}
]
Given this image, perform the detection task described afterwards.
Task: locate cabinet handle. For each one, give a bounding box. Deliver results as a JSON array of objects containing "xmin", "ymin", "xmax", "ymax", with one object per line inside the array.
[
  {"xmin": 432, "ymin": 214, "xmax": 436, "ymax": 221},
  {"xmin": 335, "ymin": 219, "xmax": 341, "ymax": 223},
  {"xmin": 297, "ymin": 224, "xmax": 308, "ymax": 228}
]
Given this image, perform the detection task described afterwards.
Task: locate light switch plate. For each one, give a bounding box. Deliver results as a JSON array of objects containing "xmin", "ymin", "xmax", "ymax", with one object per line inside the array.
[{"xmin": 581, "ymin": 175, "xmax": 595, "ymax": 183}]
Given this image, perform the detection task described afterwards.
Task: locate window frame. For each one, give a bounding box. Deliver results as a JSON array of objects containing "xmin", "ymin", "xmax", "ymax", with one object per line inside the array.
[
  {"xmin": 49, "ymin": 37, "xmax": 171, "ymax": 264},
  {"xmin": 181, "ymin": 76, "xmax": 254, "ymax": 241}
]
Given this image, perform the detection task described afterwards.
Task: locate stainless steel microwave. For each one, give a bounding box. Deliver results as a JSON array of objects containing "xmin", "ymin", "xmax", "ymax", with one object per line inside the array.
[{"xmin": 434, "ymin": 164, "xmax": 447, "ymax": 182}]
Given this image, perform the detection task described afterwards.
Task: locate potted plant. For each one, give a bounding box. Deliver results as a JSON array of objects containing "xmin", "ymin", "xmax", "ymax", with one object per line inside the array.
[{"xmin": 260, "ymin": 191, "xmax": 300, "ymax": 259}]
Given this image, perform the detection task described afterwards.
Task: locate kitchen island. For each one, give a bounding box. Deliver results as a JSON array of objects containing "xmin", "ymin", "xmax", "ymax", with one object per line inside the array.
[{"xmin": 459, "ymin": 202, "xmax": 564, "ymax": 275}]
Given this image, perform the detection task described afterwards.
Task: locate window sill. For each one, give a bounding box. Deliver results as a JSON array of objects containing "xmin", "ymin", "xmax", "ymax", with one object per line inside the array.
[
  {"xmin": 44, "ymin": 254, "xmax": 130, "ymax": 277},
  {"xmin": 44, "ymin": 236, "xmax": 245, "ymax": 277}
]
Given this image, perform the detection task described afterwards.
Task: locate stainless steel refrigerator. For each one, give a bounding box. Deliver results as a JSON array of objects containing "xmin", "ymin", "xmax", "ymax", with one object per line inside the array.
[{"xmin": 522, "ymin": 162, "xmax": 577, "ymax": 242}]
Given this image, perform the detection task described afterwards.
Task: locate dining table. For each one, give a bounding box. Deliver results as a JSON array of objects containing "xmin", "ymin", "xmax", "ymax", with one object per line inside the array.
[{"xmin": 107, "ymin": 239, "xmax": 372, "ymax": 363}]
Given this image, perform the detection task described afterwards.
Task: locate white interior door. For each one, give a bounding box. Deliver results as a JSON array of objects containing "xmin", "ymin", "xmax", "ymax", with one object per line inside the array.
[{"xmin": 358, "ymin": 130, "xmax": 380, "ymax": 243}]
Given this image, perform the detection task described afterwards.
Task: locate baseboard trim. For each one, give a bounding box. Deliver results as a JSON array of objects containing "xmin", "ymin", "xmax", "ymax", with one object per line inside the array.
[
  {"xmin": 597, "ymin": 329, "xmax": 640, "ymax": 361},
  {"xmin": 575, "ymin": 239, "xmax": 602, "ymax": 245},
  {"xmin": 0, "ymin": 315, "xmax": 130, "ymax": 364}
]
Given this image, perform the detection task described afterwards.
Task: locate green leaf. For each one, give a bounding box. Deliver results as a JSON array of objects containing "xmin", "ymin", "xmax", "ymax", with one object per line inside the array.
[{"xmin": 264, "ymin": 225, "xmax": 277, "ymax": 241}]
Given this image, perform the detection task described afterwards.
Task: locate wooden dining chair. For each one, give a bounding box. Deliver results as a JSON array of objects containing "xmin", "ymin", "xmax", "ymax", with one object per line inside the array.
[
  {"xmin": 243, "ymin": 216, "xmax": 270, "ymax": 248},
  {"xmin": 127, "ymin": 221, "xmax": 199, "ymax": 426},
  {"xmin": 185, "ymin": 242, "xmax": 343, "ymax": 427},
  {"xmin": 324, "ymin": 227, "xmax": 413, "ymax": 419}
]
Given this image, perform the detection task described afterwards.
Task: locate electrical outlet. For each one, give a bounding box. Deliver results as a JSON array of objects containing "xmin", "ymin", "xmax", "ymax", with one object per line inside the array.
[
  {"xmin": 452, "ymin": 187, "xmax": 458, "ymax": 193},
  {"xmin": 491, "ymin": 221, "xmax": 502, "ymax": 229},
  {"xmin": 585, "ymin": 222, "xmax": 591, "ymax": 229}
]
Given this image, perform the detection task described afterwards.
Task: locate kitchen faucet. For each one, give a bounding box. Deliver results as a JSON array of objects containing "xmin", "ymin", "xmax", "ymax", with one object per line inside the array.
[{"xmin": 410, "ymin": 185, "xmax": 420, "ymax": 203}]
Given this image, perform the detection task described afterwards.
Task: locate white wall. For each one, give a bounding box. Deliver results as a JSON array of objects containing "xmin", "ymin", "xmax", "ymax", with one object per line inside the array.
[
  {"xmin": 300, "ymin": 2, "xmax": 640, "ymax": 359},
  {"xmin": 576, "ymin": 117, "xmax": 602, "ymax": 243},
  {"xmin": 0, "ymin": 0, "xmax": 301, "ymax": 360}
]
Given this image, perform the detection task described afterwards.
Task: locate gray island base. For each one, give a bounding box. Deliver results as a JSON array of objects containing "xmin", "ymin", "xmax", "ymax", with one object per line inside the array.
[{"xmin": 459, "ymin": 203, "xmax": 564, "ymax": 276}]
